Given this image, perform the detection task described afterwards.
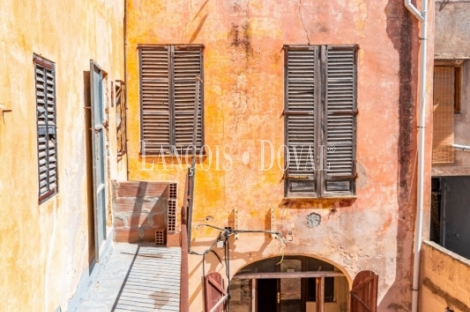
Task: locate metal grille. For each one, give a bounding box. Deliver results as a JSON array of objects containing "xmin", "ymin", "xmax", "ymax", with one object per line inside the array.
[
  {"xmin": 433, "ymin": 67, "xmax": 455, "ymax": 164},
  {"xmin": 34, "ymin": 55, "xmax": 58, "ymax": 203},
  {"xmin": 155, "ymin": 229, "xmax": 166, "ymax": 246},
  {"xmin": 168, "ymin": 183, "xmax": 177, "ymax": 233},
  {"xmin": 139, "ymin": 45, "xmax": 204, "ymax": 155}
]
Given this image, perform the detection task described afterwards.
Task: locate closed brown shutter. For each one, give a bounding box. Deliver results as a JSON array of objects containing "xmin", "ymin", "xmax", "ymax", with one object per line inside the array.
[
  {"xmin": 139, "ymin": 46, "xmax": 171, "ymax": 154},
  {"xmin": 34, "ymin": 55, "xmax": 58, "ymax": 203},
  {"xmin": 325, "ymin": 46, "xmax": 357, "ymax": 193},
  {"xmin": 139, "ymin": 45, "xmax": 203, "ymax": 154},
  {"xmin": 173, "ymin": 46, "xmax": 203, "ymax": 153},
  {"xmin": 284, "ymin": 46, "xmax": 317, "ymax": 197},
  {"xmin": 432, "ymin": 67, "xmax": 455, "ymax": 164}
]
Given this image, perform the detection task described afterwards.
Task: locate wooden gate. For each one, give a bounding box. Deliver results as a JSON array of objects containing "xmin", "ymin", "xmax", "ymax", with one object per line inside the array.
[
  {"xmin": 350, "ymin": 270, "xmax": 378, "ymax": 312},
  {"xmin": 204, "ymin": 272, "xmax": 227, "ymax": 312}
]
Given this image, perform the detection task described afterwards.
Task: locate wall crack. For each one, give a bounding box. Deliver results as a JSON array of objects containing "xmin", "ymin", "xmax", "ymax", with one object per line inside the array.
[{"xmin": 298, "ymin": 0, "xmax": 311, "ymax": 44}]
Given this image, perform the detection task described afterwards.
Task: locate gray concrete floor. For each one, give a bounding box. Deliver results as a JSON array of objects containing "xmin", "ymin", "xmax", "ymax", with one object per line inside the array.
[{"xmin": 77, "ymin": 243, "xmax": 181, "ymax": 312}]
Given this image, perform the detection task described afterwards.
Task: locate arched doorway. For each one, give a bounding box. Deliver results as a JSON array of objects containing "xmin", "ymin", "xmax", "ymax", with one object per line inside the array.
[{"xmin": 229, "ymin": 256, "xmax": 350, "ymax": 312}]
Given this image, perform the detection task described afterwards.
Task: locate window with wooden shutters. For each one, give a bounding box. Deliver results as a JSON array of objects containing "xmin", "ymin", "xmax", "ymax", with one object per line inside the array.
[
  {"xmin": 284, "ymin": 45, "xmax": 357, "ymax": 197},
  {"xmin": 34, "ymin": 55, "xmax": 58, "ymax": 203},
  {"xmin": 139, "ymin": 45, "xmax": 204, "ymax": 155}
]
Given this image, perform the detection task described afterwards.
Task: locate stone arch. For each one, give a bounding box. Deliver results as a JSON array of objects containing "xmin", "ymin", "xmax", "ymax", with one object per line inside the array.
[{"xmin": 230, "ymin": 254, "xmax": 351, "ymax": 312}]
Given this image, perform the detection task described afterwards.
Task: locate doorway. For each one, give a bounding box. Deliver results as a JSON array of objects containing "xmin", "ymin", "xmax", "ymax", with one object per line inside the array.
[
  {"xmin": 257, "ymin": 279, "xmax": 277, "ymax": 311},
  {"xmin": 90, "ymin": 61, "xmax": 107, "ymax": 262},
  {"xmin": 431, "ymin": 176, "xmax": 470, "ymax": 259},
  {"xmin": 230, "ymin": 256, "xmax": 350, "ymax": 312}
]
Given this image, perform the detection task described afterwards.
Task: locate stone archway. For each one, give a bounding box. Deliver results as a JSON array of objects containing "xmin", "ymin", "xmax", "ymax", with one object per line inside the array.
[{"xmin": 229, "ymin": 255, "xmax": 350, "ymax": 312}]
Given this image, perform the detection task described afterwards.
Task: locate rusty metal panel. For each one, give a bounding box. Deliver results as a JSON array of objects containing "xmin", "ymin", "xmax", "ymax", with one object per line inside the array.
[
  {"xmin": 204, "ymin": 272, "xmax": 227, "ymax": 312},
  {"xmin": 350, "ymin": 270, "xmax": 378, "ymax": 312},
  {"xmin": 34, "ymin": 55, "xmax": 58, "ymax": 203}
]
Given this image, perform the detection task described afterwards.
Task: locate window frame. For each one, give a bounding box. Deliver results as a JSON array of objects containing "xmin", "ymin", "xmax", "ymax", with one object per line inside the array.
[
  {"xmin": 138, "ymin": 44, "xmax": 205, "ymax": 156},
  {"xmin": 283, "ymin": 45, "xmax": 358, "ymax": 198},
  {"xmin": 34, "ymin": 54, "xmax": 58, "ymax": 204}
]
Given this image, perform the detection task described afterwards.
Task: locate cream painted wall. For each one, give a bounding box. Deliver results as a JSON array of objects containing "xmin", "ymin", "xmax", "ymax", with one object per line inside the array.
[{"xmin": 0, "ymin": 0, "xmax": 124, "ymax": 310}]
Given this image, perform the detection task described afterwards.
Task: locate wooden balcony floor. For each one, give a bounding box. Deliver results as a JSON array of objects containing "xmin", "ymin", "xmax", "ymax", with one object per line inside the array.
[{"xmin": 77, "ymin": 243, "xmax": 181, "ymax": 312}]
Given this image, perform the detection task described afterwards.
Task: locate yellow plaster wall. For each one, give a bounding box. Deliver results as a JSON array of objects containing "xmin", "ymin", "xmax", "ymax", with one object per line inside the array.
[
  {"xmin": 125, "ymin": 0, "xmax": 434, "ymax": 310},
  {"xmin": 419, "ymin": 241, "xmax": 470, "ymax": 312},
  {"xmin": 0, "ymin": 0, "xmax": 124, "ymax": 310}
]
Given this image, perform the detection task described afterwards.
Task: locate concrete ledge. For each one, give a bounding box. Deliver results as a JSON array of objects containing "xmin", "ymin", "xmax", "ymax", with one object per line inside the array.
[
  {"xmin": 419, "ymin": 240, "xmax": 470, "ymax": 311},
  {"xmin": 422, "ymin": 240, "xmax": 470, "ymax": 266}
]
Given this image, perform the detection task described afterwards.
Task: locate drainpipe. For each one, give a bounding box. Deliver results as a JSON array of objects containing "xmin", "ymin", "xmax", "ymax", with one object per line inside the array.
[
  {"xmin": 452, "ymin": 143, "xmax": 470, "ymax": 151},
  {"xmin": 404, "ymin": 1, "xmax": 428, "ymax": 312}
]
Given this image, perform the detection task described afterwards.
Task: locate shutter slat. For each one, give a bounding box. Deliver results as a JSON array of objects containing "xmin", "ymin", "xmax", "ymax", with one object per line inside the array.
[{"xmin": 325, "ymin": 47, "xmax": 356, "ymax": 192}]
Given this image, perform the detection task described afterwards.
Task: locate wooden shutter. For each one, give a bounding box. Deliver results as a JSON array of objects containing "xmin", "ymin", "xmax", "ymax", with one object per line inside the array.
[
  {"xmin": 325, "ymin": 46, "xmax": 357, "ymax": 194},
  {"xmin": 116, "ymin": 80, "xmax": 126, "ymax": 157},
  {"xmin": 284, "ymin": 46, "xmax": 317, "ymax": 197},
  {"xmin": 350, "ymin": 270, "xmax": 378, "ymax": 312},
  {"xmin": 432, "ymin": 67, "xmax": 455, "ymax": 164},
  {"xmin": 34, "ymin": 56, "xmax": 58, "ymax": 203},
  {"xmin": 173, "ymin": 46, "xmax": 204, "ymax": 153},
  {"xmin": 139, "ymin": 45, "xmax": 203, "ymax": 155},
  {"xmin": 204, "ymin": 272, "xmax": 227, "ymax": 312},
  {"xmin": 139, "ymin": 46, "xmax": 171, "ymax": 154}
]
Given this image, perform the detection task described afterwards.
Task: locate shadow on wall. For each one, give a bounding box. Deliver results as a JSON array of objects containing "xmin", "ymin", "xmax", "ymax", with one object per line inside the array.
[
  {"xmin": 112, "ymin": 181, "xmax": 169, "ymax": 244},
  {"xmin": 83, "ymin": 70, "xmax": 96, "ymax": 274}
]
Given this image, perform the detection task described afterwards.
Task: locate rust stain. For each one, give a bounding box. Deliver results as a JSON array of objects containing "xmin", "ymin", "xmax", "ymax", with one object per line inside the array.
[{"xmin": 279, "ymin": 198, "xmax": 355, "ymax": 209}]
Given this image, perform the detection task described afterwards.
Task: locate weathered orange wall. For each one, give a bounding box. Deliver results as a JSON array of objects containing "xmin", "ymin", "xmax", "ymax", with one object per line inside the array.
[
  {"xmin": 0, "ymin": 0, "xmax": 124, "ymax": 310},
  {"xmin": 125, "ymin": 0, "xmax": 434, "ymax": 310}
]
